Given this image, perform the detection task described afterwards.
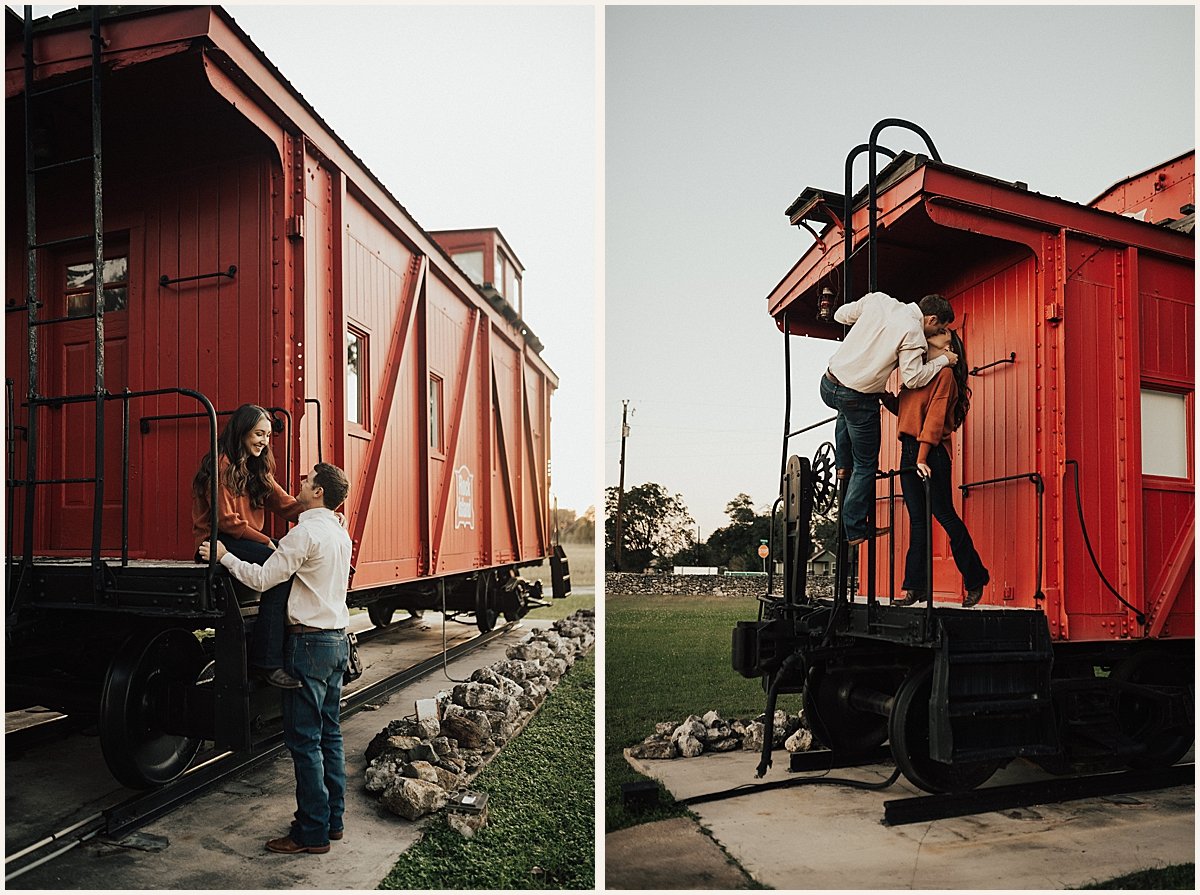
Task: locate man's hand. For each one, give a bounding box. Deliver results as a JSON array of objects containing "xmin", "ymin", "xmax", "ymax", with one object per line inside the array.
[
  {"xmin": 197, "ymin": 539, "xmax": 228, "ymax": 562},
  {"xmin": 943, "ymin": 351, "xmax": 959, "ymax": 367},
  {"xmin": 916, "ymin": 462, "xmax": 932, "ymax": 480}
]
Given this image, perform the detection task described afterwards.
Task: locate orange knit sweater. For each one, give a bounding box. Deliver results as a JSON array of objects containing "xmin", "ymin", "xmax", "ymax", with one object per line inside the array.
[
  {"xmin": 896, "ymin": 367, "xmax": 958, "ymax": 465},
  {"xmin": 191, "ymin": 454, "xmax": 301, "ymax": 548}
]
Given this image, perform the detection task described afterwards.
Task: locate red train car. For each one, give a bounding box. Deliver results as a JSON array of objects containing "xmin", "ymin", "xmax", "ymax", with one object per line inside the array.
[
  {"xmin": 4, "ymin": 6, "xmax": 568, "ymax": 787},
  {"xmin": 734, "ymin": 121, "xmax": 1193, "ymax": 793}
]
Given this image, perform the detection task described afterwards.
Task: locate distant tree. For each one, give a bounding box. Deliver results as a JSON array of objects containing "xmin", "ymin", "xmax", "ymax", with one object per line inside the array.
[
  {"xmin": 561, "ymin": 506, "xmax": 595, "ymax": 543},
  {"xmin": 810, "ymin": 508, "xmax": 838, "ymax": 557},
  {"xmin": 604, "ymin": 483, "xmax": 695, "ymax": 572},
  {"xmin": 554, "ymin": 507, "xmax": 577, "ymax": 530},
  {"xmin": 704, "ymin": 493, "xmax": 782, "ymax": 572}
]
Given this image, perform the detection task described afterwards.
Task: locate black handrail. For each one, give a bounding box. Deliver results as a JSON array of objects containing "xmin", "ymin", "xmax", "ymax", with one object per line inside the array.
[
  {"xmin": 158, "ymin": 265, "xmax": 237, "ymax": 288},
  {"xmin": 968, "ymin": 353, "xmax": 1016, "ymax": 377},
  {"xmin": 785, "ymin": 415, "xmax": 836, "ymax": 440},
  {"xmin": 843, "ymin": 142, "xmax": 896, "ymax": 310},
  {"xmin": 6, "ymin": 387, "xmax": 220, "ymax": 608},
  {"xmin": 960, "ymin": 471, "xmax": 1044, "ymax": 602},
  {"xmin": 139, "ymin": 405, "xmax": 292, "ymax": 489},
  {"xmin": 5, "ymin": 378, "xmax": 16, "ymax": 602},
  {"xmin": 867, "ymin": 119, "xmax": 941, "ymax": 292},
  {"xmin": 304, "ymin": 397, "xmax": 324, "ymax": 464}
]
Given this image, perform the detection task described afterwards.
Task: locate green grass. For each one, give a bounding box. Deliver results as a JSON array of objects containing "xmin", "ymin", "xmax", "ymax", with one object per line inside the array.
[
  {"xmin": 1080, "ymin": 864, "xmax": 1194, "ymax": 889},
  {"xmin": 522, "ymin": 540, "xmax": 596, "ymax": 590},
  {"xmin": 605, "ymin": 594, "xmax": 790, "ymax": 833},
  {"xmin": 607, "ymin": 595, "xmax": 1192, "ymax": 890},
  {"xmin": 522, "ymin": 540, "xmax": 595, "ymax": 622},
  {"xmin": 380, "ymin": 653, "xmax": 595, "ymax": 890}
]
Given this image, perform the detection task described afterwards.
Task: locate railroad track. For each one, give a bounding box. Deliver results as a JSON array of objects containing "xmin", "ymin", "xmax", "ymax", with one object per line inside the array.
[
  {"xmin": 678, "ymin": 747, "xmax": 1194, "ymax": 826},
  {"xmin": 882, "ymin": 762, "xmax": 1195, "ymax": 825},
  {"xmin": 4, "ymin": 619, "xmax": 517, "ymax": 883}
]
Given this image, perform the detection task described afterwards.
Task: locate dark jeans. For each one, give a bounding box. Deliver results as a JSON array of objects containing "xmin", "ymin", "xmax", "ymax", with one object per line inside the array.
[
  {"xmin": 820, "ymin": 374, "xmax": 881, "ymax": 542},
  {"xmin": 217, "ymin": 534, "xmax": 292, "ymax": 671},
  {"xmin": 283, "ymin": 630, "xmax": 348, "ymax": 847},
  {"xmin": 898, "ymin": 435, "xmax": 989, "ymax": 593}
]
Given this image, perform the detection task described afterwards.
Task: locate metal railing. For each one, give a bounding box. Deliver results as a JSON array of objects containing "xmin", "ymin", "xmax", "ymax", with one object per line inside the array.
[{"xmin": 6, "ymin": 389, "xmax": 219, "ymax": 614}]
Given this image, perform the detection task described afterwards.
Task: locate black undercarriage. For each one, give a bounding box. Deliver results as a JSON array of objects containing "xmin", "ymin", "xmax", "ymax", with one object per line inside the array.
[{"xmin": 731, "ymin": 452, "xmax": 1194, "ymax": 793}]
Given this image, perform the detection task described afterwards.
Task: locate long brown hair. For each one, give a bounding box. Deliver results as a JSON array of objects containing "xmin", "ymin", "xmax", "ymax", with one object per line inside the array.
[
  {"xmin": 192, "ymin": 404, "xmax": 278, "ymax": 509},
  {"xmin": 947, "ymin": 331, "xmax": 972, "ymax": 431}
]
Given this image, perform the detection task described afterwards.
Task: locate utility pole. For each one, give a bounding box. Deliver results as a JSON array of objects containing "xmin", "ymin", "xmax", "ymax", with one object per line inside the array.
[{"xmin": 614, "ymin": 399, "xmax": 630, "ymax": 571}]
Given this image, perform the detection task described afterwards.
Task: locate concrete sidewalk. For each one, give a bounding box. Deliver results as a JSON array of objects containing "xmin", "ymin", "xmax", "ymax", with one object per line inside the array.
[
  {"xmin": 611, "ymin": 748, "xmax": 1194, "ymax": 890},
  {"xmin": 9, "ymin": 616, "xmax": 557, "ymax": 890}
]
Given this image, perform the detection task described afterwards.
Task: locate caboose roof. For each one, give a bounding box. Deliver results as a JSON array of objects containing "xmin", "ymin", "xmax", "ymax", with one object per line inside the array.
[
  {"xmin": 768, "ymin": 149, "xmax": 1196, "ymax": 338},
  {"xmin": 5, "ymin": 5, "xmax": 553, "ymax": 376}
]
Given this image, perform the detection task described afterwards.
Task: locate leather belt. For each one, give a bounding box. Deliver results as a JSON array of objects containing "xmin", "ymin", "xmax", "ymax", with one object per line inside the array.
[
  {"xmin": 825, "ymin": 369, "xmax": 842, "ymax": 386},
  {"xmin": 285, "ymin": 624, "xmax": 342, "ymax": 635}
]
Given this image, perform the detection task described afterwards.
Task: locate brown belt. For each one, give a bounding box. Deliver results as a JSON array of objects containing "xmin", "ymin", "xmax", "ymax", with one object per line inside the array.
[
  {"xmin": 285, "ymin": 624, "xmax": 343, "ymax": 635},
  {"xmin": 825, "ymin": 369, "xmax": 842, "ymax": 386}
]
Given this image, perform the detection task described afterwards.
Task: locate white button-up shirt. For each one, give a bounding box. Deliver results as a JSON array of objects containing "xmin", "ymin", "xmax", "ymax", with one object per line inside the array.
[
  {"xmin": 220, "ymin": 506, "xmax": 352, "ymax": 630},
  {"xmin": 827, "ymin": 291, "xmax": 949, "ymax": 394}
]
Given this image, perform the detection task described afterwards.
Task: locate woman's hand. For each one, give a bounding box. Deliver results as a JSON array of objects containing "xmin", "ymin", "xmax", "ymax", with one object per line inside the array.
[{"xmin": 917, "ymin": 462, "xmax": 932, "ymax": 480}]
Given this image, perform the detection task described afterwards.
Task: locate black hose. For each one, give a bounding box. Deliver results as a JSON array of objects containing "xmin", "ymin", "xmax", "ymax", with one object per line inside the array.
[
  {"xmin": 1065, "ymin": 459, "xmax": 1146, "ymax": 626},
  {"xmin": 681, "ymin": 763, "xmax": 902, "ymax": 807},
  {"xmin": 756, "ymin": 652, "xmax": 802, "ymax": 778}
]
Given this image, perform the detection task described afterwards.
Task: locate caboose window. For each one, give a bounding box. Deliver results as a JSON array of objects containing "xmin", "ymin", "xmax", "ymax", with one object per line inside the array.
[
  {"xmin": 347, "ymin": 327, "xmax": 369, "ymax": 427},
  {"xmin": 1140, "ymin": 388, "xmax": 1190, "ymax": 479},
  {"xmin": 494, "ymin": 249, "xmax": 506, "ymax": 298},
  {"xmin": 430, "ymin": 374, "xmax": 445, "ymax": 454},
  {"xmin": 452, "ymin": 250, "xmax": 484, "ymax": 285},
  {"xmin": 65, "ymin": 256, "xmax": 128, "ymax": 317}
]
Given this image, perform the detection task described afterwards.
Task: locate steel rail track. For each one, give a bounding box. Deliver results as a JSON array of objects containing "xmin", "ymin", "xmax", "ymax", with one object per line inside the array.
[
  {"xmin": 4, "ymin": 620, "xmax": 517, "ymax": 883},
  {"xmin": 882, "ymin": 762, "xmax": 1195, "ymax": 825}
]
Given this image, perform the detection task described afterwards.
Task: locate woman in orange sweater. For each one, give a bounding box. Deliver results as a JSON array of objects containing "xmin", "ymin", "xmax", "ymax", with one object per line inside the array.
[
  {"xmin": 889, "ymin": 331, "xmax": 989, "ymax": 607},
  {"xmin": 192, "ymin": 404, "xmax": 302, "ymax": 687}
]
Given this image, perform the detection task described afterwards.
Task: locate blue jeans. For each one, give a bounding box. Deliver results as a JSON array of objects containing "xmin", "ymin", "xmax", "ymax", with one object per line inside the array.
[
  {"xmin": 898, "ymin": 435, "xmax": 989, "ymax": 593},
  {"xmin": 283, "ymin": 630, "xmax": 348, "ymax": 847},
  {"xmin": 820, "ymin": 374, "xmax": 882, "ymax": 542},
  {"xmin": 216, "ymin": 535, "xmax": 292, "ymax": 671}
]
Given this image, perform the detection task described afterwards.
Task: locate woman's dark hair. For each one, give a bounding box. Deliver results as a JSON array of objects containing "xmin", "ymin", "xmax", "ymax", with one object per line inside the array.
[
  {"xmin": 192, "ymin": 404, "xmax": 278, "ymax": 508},
  {"xmin": 948, "ymin": 331, "xmax": 972, "ymax": 431}
]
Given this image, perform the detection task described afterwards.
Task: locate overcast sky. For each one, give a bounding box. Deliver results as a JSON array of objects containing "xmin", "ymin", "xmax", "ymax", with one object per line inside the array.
[
  {"xmin": 29, "ymin": 2, "xmax": 598, "ymax": 515},
  {"xmin": 605, "ymin": 3, "xmax": 1195, "ymax": 537}
]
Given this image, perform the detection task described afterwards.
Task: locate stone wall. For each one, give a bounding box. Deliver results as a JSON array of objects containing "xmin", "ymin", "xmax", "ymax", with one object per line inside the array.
[{"xmin": 606, "ymin": 572, "xmax": 835, "ymax": 599}]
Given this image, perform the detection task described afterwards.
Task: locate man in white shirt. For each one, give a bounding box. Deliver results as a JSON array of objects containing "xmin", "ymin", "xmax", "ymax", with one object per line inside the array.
[
  {"xmin": 199, "ymin": 462, "xmax": 353, "ymax": 855},
  {"xmin": 820, "ymin": 292, "xmax": 957, "ymax": 546}
]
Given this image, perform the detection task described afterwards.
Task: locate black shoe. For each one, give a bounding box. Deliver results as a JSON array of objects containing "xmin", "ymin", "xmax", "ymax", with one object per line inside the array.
[
  {"xmin": 963, "ymin": 586, "xmax": 984, "ymax": 608},
  {"xmin": 895, "ymin": 589, "xmax": 928, "ymax": 607},
  {"xmin": 258, "ymin": 667, "xmax": 302, "ymax": 689}
]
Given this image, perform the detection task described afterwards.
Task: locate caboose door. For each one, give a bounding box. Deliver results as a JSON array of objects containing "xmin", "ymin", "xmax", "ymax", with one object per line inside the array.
[{"xmin": 42, "ymin": 237, "xmax": 132, "ymax": 551}]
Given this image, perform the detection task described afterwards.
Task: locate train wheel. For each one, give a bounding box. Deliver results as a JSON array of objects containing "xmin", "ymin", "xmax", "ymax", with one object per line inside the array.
[
  {"xmin": 368, "ymin": 602, "xmax": 396, "ymax": 628},
  {"xmin": 803, "ymin": 668, "xmax": 890, "ymax": 757},
  {"xmin": 475, "ymin": 572, "xmax": 498, "ymax": 633},
  {"xmin": 99, "ymin": 628, "xmax": 207, "ymax": 789},
  {"xmin": 1113, "ymin": 650, "xmax": 1194, "ymax": 769},
  {"xmin": 889, "ymin": 665, "xmax": 1001, "ymax": 794}
]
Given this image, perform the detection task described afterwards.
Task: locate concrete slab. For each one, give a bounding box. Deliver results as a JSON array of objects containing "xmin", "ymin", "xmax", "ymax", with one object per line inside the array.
[
  {"xmin": 605, "ymin": 816, "xmax": 752, "ymax": 890},
  {"xmin": 624, "ymin": 749, "xmax": 1195, "ymax": 890},
  {"xmin": 7, "ymin": 616, "xmax": 563, "ymax": 890}
]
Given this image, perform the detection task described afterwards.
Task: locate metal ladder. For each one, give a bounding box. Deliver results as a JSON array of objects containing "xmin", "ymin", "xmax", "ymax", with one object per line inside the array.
[{"xmin": 7, "ymin": 6, "xmax": 108, "ymax": 610}]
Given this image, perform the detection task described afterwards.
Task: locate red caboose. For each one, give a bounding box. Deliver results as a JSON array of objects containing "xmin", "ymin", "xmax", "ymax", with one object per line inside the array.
[
  {"xmin": 734, "ymin": 121, "xmax": 1193, "ymax": 794},
  {"xmin": 771, "ymin": 147, "xmax": 1194, "ymax": 641},
  {"xmin": 5, "ymin": 6, "xmax": 569, "ymax": 787}
]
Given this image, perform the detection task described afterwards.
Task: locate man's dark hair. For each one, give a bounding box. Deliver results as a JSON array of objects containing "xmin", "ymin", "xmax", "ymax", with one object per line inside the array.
[
  {"xmin": 312, "ymin": 462, "xmax": 350, "ymax": 509},
  {"xmin": 918, "ymin": 293, "xmax": 954, "ymax": 324}
]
